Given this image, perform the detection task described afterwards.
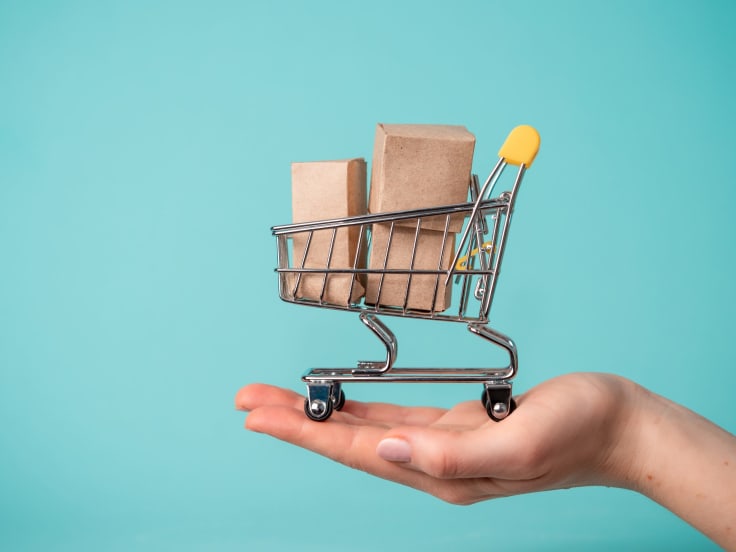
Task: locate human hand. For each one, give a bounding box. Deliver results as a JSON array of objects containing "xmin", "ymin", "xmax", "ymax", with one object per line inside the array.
[
  {"xmin": 235, "ymin": 372, "xmax": 638, "ymax": 504},
  {"xmin": 237, "ymin": 372, "xmax": 736, "ymax": 548}
]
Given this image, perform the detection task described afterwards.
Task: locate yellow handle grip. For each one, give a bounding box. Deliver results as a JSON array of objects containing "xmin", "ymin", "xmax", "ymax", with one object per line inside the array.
[{"xmin": 498, "ymin": 125, "xmax": 540, "ymax": 168}]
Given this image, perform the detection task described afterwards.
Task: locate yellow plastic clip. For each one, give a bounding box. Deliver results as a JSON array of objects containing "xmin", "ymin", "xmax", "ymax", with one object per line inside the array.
[
  {"xmin": 498, "ymin": 125, "xmax": 541, "ymax": 168},
  {"xmin": 455, "ymin": 241, "xmax": 494, "ymax": 271}
]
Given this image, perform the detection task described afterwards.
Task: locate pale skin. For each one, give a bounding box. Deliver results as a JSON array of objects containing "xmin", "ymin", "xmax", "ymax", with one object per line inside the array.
[{"xmin": 235, "ymin": 373, "xmax": 736, "ymax": 550}]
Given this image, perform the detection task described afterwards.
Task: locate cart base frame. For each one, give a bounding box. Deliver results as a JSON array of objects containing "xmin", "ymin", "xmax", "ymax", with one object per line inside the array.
[
  {"xmin": 301, "ymin": 312, "xmax": 518, "ymax": 422},
  {"xmin": 302, "ymin": 369, "xmax": 515, "ymax": 422}
]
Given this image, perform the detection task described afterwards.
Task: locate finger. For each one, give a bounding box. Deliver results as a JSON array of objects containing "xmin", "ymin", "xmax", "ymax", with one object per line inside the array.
[
  {"xmin": 235, "ymin": 383, "xmax": 303, "ymax": 411},
  {"xmin": 246, "ymin": 404, "xmax": 418, "ymax": 479},
  {"xmin": 244, "ymin": 404, "xmax": 490, "ymax": 503},
  {"xmin": 236, "ymin": 384, "xmax": 448, "ymax": 427},
  {"xmin": 376, "ymin": 414, "xmax": 545, "ymax": 482},
  {"xmin": 429, "ymin": 400, "xmax": 491, "ymax": 428},
  {"xmin": 246, "ymin": 405, "xmax": 384, "ymax": 459},
  {"xmin": 341, "ymin": 400, "xmax": 448, "ymax": 426}
]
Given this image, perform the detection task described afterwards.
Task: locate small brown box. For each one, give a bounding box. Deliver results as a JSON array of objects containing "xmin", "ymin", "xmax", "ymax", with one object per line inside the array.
[
  {"xmin": 368, "ymin": 124, "xmax": 475, "ymax": 232},
  {"xmin": 289, "ymin": 158, "xmax": 367, "ymax": 305},
  {"xmin": 365, "ymin": 223, "xmax": 455, "ymax": 312}
]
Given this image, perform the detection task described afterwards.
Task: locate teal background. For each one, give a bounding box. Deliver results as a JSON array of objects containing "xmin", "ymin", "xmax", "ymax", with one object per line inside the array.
[{"xmin": 1, "ymin": 0, "xmax": 734, "ymax": 550}]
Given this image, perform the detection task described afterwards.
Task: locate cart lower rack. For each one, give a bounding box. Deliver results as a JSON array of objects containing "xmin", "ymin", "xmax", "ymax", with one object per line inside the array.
[{"xmin": 271, "ymin": 125, "xmax": 540, "ymax": 421}]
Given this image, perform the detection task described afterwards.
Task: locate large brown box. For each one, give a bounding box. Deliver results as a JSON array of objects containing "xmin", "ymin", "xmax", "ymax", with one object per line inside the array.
[
  {"xmin": 289, "ymin": 158, "xmax": 367, "ymax": 305},
  {"xmin": 365, "ymin": 223, "xmax": 455, "ymax": 312},
  {"xmin": 368, "ymin": 124, "xmax": 475, "ymax": 232}
]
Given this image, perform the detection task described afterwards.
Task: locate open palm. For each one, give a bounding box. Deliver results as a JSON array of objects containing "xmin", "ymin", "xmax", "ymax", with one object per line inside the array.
[{"xmin": 236, "ymin": 373, "xmax": 635, "ymax": 504}]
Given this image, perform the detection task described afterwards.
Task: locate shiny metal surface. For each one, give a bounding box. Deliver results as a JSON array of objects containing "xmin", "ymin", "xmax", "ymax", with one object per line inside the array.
[
  {"xmin": 272, "ymin": 140, "xmax": 535, "ymax": 420},
  {"xmin": 354, "ymin": 312, "xmax": 397, "ymax": 374}
]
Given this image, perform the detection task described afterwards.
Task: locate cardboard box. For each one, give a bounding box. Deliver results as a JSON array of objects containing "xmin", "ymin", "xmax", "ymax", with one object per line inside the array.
[
  {"xmin": 365, "ymin": 223, "xmax": 455, "ymax": 312},
  {"xmin": 368, "ymin": 124, "xmax": 475, "ymax": 232},
  {"xmin": 289, "ymin": 158, "xmax": 367, "ymax": 305},
  {"xmin": 288, "ymin": 229, "xmax": 366, "ymax": 305}
]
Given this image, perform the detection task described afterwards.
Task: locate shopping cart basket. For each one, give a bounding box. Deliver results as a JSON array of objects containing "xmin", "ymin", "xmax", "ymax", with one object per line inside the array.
[{"xmin": 271, "ymin": 125, "xmax": 540, "ymax": 421}]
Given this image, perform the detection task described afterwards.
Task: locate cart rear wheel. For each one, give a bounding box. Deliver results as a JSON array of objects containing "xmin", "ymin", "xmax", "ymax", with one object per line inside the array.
[
  {"xmin": 481, "ymin": 389, "xmax": 516, "ymax": 422},
  {"xmin": 304, "ymin": 397, "xmax": 334, "ymax": 422}
]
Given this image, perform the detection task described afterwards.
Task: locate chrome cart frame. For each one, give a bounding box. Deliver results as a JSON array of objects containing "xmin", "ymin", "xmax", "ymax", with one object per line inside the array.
[{"xmin": 271, "ymin": 126, "xmax": 540, "ymax": 421}]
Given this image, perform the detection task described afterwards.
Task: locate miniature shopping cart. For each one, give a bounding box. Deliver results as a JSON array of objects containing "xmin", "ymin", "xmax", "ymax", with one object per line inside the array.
[{"xmin": 271, "ymin": 125, "xmax": 540, "ymax": 421}]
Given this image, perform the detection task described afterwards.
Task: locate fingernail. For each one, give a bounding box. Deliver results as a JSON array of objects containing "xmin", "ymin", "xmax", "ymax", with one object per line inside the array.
[{"xmin": 377, "ymin": 438, "xmax": 412, "ymax": 463}]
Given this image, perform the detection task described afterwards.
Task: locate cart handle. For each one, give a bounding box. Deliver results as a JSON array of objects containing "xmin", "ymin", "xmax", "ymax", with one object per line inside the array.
[{"xmin": 498, "ymin": 125, "xmax": 540, "ymax": 168}]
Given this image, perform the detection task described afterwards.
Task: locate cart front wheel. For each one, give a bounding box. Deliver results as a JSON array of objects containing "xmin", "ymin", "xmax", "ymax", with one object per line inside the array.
[
  {"xmin": 334, "ymin": 389, "xmax": 346, "ymax": 411},
  {"xmin": 304, "ymin": 397, "xmax": 334, "ymax": 422}
]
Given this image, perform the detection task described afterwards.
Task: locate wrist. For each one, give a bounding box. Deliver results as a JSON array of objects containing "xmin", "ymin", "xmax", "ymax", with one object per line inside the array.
[
  {"xmin": 601, "ymin": 377, "xmax": 736, "ymax": 549},
  {"xmin": 590, "ymin": 375, "xmax": 652, "ymax": 490}
]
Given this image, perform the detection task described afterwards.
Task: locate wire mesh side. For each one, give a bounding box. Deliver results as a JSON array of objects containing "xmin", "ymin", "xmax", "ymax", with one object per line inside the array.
[{"xmin": 275, "ymin": 200, "xmax": 507, "ymax": 323}]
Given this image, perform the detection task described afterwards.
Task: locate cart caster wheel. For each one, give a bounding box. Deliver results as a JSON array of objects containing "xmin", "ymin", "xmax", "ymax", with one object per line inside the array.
[
  {"xmin": 481, "ymin": 389, "xmax": 516, "ymax": 422},
  {"xmin": 304, "ymin": 397, "xmax": 334, "ymax": 422},
  {"xmin": 334, "ymin": 389, "xmax": 346, "ymax": 411}
]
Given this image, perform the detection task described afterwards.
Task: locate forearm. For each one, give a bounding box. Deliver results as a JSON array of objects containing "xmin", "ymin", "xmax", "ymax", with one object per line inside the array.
[{"xmin": 614, "ymin": 383, "xmax": 736, "ymax": 550}]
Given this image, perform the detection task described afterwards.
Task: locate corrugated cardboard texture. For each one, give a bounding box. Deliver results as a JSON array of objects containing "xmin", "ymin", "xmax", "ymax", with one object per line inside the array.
[
  {"xmin": 365, "ymin": 223, "xmax": 454, "ymax": 312},
  {"xmin": 290, "ymin": 158, "xmax": 367, "ymax": 305},
  {"xmin": 368, "ymin": 124, "xmax": 475, "ymax": 232}
]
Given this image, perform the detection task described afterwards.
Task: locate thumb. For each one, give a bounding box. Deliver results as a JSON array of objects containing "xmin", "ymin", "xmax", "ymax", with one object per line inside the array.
[{"xmin": 376, "ymin": 426, "xmax": 519, "ymax": 480}]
